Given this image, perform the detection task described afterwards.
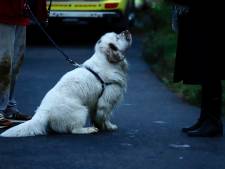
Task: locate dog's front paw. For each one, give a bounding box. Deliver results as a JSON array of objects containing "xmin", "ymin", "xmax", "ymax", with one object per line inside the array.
[
  {"xmin": 105, "ymin": 121, "xmax": 118, "ymax": 131},
  {"xmin": 89, "ymin": 127, "xmax": 99, "ymax": 133}
]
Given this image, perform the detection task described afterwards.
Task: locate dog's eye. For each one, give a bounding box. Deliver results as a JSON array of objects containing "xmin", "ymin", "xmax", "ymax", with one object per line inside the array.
[
  {"xmin": 109, "ymin": 43, "xmax": 118, "ymax": 51},
  {"xmin": 97, "ymin": 40, "xmax": 101, "ymax": 44}
]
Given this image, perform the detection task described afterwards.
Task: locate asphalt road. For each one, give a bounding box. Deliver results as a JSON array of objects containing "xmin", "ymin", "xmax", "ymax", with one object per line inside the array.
[{"xmin": 0, "ymin": 27, "xmax": 225, "ymax": 169}]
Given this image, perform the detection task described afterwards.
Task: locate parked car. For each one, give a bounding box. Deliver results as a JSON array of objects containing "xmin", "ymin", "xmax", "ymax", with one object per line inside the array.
[{"xmin": 47, "ymin": 0, "xmax": 135, "ymax": 31}]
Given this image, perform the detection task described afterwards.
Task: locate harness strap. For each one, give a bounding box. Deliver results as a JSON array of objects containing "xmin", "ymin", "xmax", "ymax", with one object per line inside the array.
[{"xmin": 83, "ymin": 66, "xmax": 112, "ymax": 98}]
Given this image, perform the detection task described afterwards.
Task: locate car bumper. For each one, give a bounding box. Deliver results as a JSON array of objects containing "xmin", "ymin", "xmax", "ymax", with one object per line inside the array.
[{"xmin": 49, "ymin": 11, "xmax": 121, "ymax": 18}]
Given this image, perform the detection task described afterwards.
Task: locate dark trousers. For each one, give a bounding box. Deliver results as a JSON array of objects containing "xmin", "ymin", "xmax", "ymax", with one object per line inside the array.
[{"xmin": 200, "ymin": 80, "xmax": 222, "ymax": 124}]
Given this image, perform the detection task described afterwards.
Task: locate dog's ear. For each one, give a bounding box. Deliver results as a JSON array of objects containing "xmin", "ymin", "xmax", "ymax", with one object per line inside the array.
[{"xmin": 106, "ymin": 43, "xmax": 125, "ymax": 63}]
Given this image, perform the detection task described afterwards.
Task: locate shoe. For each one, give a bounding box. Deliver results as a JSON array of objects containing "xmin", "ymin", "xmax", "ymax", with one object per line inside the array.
[
  {"xmin": 182, "ymin": 118, "xmax": 205, "ymax": 133},
  {"xmin": 0, "ymin": 113, "xmax": 13, "ymax": 129},
  {"xmin": 187, "ymin": 119, "xmax": 223, "ymax": 137},
  {"xmin": 4, "ymin": 108, "xmax": 32, "ymax": 122}
]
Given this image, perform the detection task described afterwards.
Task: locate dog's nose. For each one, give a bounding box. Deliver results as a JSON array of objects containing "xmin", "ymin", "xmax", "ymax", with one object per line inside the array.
[{"xmin": 121, "ymin": 30, "xmax": 132, "ymax": 42}]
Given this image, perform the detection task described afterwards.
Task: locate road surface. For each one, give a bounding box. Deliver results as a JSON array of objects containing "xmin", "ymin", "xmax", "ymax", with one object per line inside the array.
[{"xmin": 0, "ymin": 27, "xmax": 224, "ymax": 169}]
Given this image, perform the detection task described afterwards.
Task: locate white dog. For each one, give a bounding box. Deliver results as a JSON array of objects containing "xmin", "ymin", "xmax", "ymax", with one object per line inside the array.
[{"xmin": 1, "ymin": 30, "xmax": 132, "ymax": 137}]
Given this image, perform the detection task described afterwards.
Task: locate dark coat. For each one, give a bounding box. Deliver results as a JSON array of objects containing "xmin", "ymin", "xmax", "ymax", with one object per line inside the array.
[
  {"xmin": 0, "ymin": 0, "xmax": 47, "ymax": 25},
  {"xmin": 0, "ymin": 0, "xmax": 28, "ymax": 25},
  {"xmin": 170, "ymin": 0, "xmax": 225, "ymax": 84}
]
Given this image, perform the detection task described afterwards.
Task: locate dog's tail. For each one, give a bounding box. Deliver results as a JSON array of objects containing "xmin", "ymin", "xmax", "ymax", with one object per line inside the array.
[{"xmin": 1, "ymin": 115, "xmax": 48, "ymax": 137}]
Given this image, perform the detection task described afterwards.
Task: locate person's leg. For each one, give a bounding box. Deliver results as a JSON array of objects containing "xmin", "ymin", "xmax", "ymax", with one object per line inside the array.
[
  {"xmin": 182, "ymin": 84, "xmax": 208, "ymax": 132},
  {"xmin": 3, "ymin": 25, "xmax": 31, "ymax": 121},
  {"xmin": 188, "ymin": 80, "xmax": 223, "ymax": 137},
  {"xmin": 0, "ymin": 23, "xmax": 15, "ymax": 127},
  {"xmin": 8, "ymin": 25, "xmax": 26, "ymax": 111}
]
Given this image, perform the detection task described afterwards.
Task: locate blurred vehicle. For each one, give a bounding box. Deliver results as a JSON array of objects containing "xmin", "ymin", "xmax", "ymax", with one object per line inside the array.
[{"xmin": 47, "ymin": 0, "xmax": 135, "ymax": 31}]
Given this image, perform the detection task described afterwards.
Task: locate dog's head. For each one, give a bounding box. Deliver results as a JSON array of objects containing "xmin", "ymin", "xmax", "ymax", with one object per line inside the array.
[{"xmin": 95, "ymin": 30, "xmax": 132, "ymax": 63}]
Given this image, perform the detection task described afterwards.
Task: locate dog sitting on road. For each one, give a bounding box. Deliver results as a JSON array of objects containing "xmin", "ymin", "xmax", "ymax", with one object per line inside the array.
[{"xmin": 1, "ymin": 30, "xmax": 132, "ymax": 137}]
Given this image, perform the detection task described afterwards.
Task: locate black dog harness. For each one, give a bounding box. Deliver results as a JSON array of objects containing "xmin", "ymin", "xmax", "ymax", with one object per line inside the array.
[{"xmin": 83, "ymin": 66, "xmax": 113, "ymax": 98}]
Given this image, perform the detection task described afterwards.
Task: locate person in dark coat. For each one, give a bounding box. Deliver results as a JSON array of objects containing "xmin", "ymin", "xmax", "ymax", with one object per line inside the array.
[{"xmin": 167, "ymin": 0, "xmax": 225, "ymax": 137}]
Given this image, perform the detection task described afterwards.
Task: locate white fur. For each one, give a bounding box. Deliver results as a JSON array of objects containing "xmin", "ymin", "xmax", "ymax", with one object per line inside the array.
[{"xmin": 1, "ymin": 31, "xmax": 132, "ymax": 137}]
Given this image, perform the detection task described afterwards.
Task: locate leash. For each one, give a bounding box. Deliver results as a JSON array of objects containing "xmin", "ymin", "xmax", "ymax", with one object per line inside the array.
[
  {"xmin": 25, "ymin": 1, "xmax": 113, "ymax": 99},
  {"xmin": 25, "ymin": 1, "xmax": 80, "ymax": 68}
]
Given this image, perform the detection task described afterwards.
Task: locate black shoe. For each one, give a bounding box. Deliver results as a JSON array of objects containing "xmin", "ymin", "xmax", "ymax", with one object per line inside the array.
[
  {"xmin": 4, "ymin": 108, "xmax": 32, "ymax": 122},
  {"xmin": 187, "ymin": 120, "xmax": 223, "ymax": 137},
  {"xmin": 0, "ymin": 113, "xmax": 13, "ymax": 129},
  {"xmin": 182, "ymin": 118, "xmax": 205, "ymax": 133}
]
